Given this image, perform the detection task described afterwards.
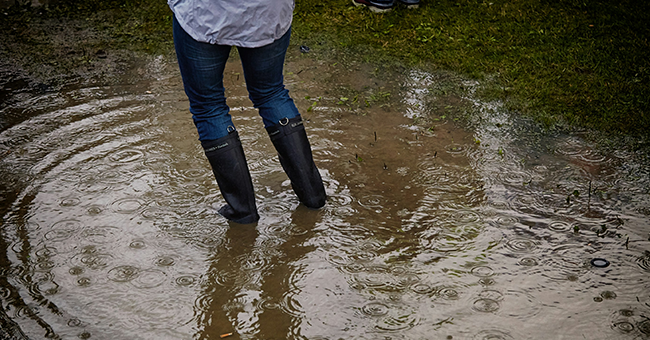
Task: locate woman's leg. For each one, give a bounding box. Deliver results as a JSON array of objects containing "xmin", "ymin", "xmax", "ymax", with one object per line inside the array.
[
  {"xmin": 237, "ymin": 29, "xmax": 326, "ymax": 209},
  {"xmin": 173, "ymin": 16, "xmax": 234, "ymax": 141},
  {"xmin": 173, "ymin": 16, "xmax": 259, "ymax": 223},
  {"xmin": 236, "ymin": 27, "xmax": 300, "ymax": 128}
]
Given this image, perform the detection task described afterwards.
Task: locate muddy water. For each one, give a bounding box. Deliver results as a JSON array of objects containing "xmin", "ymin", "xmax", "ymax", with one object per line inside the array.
[{"xmin": 1, "ymin": 51, "xmax": 649, "ymax": 340}]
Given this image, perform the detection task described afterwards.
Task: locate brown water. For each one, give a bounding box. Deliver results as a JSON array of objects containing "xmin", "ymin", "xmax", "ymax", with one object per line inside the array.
[{"xmin": 1, "ymin": 51, "xmax": 649, "ymax": 340}]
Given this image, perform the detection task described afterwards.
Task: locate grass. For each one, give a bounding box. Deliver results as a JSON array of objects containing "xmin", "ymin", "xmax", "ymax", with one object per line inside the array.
[
  {"xmin": 2, "ymin": 0, "xmax": 649, "ymax": 136},
  {"xmin": 293, "ymin": 0, "xmax": 650, "ymax": 135}
]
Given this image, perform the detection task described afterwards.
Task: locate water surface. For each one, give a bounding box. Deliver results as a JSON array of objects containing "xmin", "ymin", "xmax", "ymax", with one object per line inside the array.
[{"xmin": 1, "ymin": 51, "xmax": 649, "ymax": 340}]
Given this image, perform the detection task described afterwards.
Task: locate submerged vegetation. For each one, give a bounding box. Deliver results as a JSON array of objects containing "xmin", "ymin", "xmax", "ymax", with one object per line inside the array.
[{"xmin": 1, "ymin": 0, "xmax": 648, "ymax": 135}]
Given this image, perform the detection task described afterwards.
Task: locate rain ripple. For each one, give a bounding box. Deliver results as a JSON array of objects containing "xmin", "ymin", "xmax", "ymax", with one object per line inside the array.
[
  {"xmin": 107, "ymin": 265, "xmax": 140, "ymax": 282},
  {"xmin": 108, "ymin": 148, "xmax": 144, "ymax": 163},
  {"xmin": 473, "ymin": 329, "xmax": 515, "ymax": 340},
  {"xmin": 437, "ymin": 286, "xmax": 461, "ymax": 301},
  {"xmin": 280, "ymin": 291, "xmax": 305, "ymax": 318},
  {"xmin": 154, "ymin": 256, "xmax": 176, "ymax": 267},
  {"xmin": 410, "ymin": 282, "xmax": 436, "ymax": 296},
  {"xmin": 71, "ymin": 252, "xmax": 114, "ymax": 270},
  {"xmin": 548, "ymin": 221, "xmax": 572, "ymax": 232},
  {"xmin": 111, "ymin": 197, "xmax": 146, "ymax": 214},
  {"xmin": 636, "ymin": 251, "xmax": 650, "ymax": 272},
  {"xmin": 518, "ymin": 258, "xmax": 539, "ymax": 267},
  {"xmin": 470, "ymin": 266, "xmax": 495, "ymax": 278},
  {"xmin": 497, "ymin": 169, "xmax": 533, "ymax": 186},
  {"xmin": 361, "ymin": 302, "xmax": 390, "ymax": 317},
  {"xmin": 175, "ymin": 275, "xmax": 198, "ymax": 287},
  {"xmin": 79, "ymin": 226, "xmax": 121, "ymax": 244},
  {"xmin": 131, "ymin": 270, "xmax": 167, "ymax": 289},
  {"xmin": 608, "ymin": 308, "xmax": 650, "ymax": 336},
  {"xmin": 373, "ymin": 306, "xmax": 419, "ymax": 332},
  {"xmin": 504, "ymin": 238, "xmax": 539, "ymax": 254},
  {"xmin": 358, "ymin": 194, "xmax": 385, "ymax": 210},
  {"xmin": 472, "ymin": 290, "xmax": 503, "ymax": 313},
  {"xmin": 541, "ymin": 244, "xmax": 594, "ymax": 281},
  {"xmin": 445, "ymin": 143, "xmax": 468, "ymax": 156},
  {"xmin": 255, "ymin": 297, "xmax": 282, "ymax": 311},
  {"xmin": 353, "ymin": 267, "xmax": 395, "ymax": 290}
]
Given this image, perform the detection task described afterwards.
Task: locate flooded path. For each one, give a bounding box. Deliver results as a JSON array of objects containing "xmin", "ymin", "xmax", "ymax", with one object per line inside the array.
[{"xmin": 1, "ymin": 50, "xmax": 649, "ymax": 340}]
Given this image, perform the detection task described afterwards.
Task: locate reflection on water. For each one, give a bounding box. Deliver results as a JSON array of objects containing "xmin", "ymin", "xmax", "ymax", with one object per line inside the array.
[{"xmin": 1, "ymin": 53, "xmax": 649, "ymax": 340}]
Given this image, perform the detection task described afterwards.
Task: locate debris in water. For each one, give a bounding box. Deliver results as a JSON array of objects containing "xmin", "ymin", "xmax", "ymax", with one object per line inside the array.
[{"xmin": 590, "ymin": 258, "xmax": 610, "ymax": 268}]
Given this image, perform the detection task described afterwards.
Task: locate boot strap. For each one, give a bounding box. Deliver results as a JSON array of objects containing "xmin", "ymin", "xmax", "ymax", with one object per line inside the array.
[{"xmin": 267, "ymin": 116, "xmax": 304, "ymax": 139}]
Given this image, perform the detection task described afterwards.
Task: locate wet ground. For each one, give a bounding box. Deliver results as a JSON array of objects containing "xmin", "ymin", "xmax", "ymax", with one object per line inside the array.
[{"xmin": 1, "ymin": 48, "xmax": 650, "ymax": 340}]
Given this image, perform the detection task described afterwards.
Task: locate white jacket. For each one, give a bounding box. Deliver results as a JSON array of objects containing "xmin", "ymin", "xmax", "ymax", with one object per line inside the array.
[{"xmin": 168, "ymin": 0, "xmax": 294, "ymax": 48}]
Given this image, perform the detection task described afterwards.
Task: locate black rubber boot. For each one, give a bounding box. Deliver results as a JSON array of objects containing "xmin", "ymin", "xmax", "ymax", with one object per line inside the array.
[
  {"xmin": 266, "ymin": 116, "xmax": 326, "ymax": 209},
  {"xmin": 202, "ymin": 131, "xmax": 260, "ymax": 224}
]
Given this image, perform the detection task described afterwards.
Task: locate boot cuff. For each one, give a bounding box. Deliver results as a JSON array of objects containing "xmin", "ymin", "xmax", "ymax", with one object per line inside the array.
[
  {"xmin": 201, "ymin": 131, "xmax": 240, "ymax": 154},
  {"xmin": 266, "ymin": 116, "xmax": 304, "ymax": 140}
]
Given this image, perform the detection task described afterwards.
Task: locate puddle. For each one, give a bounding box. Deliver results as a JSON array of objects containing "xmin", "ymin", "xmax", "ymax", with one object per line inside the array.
[{"xmin": 1, "ymin": 49, "xmax": 649, "ymax": 340}]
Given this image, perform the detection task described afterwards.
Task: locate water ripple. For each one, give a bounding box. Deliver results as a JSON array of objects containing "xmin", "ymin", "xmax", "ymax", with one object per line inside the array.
[
  {"xmin": 504, "ymin": 238, "xmax": 539, "ymax": 253},
  {"xmin": 494, "ymin": 215, "xmax": 519, "ymax": 227},
  {"xmin": 108, "ymin": 148, "xmax": 144, "ymax": 163},
  {"xmin": 76, "ymin": 277, "xmax": 92, "ymax": 287},
  {"xmin": 608, "ymin": 308, "xmax": 650, "ymax": 336},
  {"xmin": 360, "ymin": 302, "xmax": 390, "ymax": 316},
  {"xmin": 129, "ymin": 239, "xmax": 146, "ymax": 249},
  {"xmin": 499, "ymin": 289, "xmax": 542, "ymax": 318},
  {"xmin": 80, "ymin": 226, "xmax": 121, "ymax": 244},
  {"xmin": 497, "ymin": 169, "xmax": 533, "ymax": 186},
  {"xmin": 548, "ymin": 221, "xmax": 572, "ymax": 232},
  {"xmin": 111, "ymin": 197, "xmax": 145, "ymax": 214},
  {"xmin": 240, "ymin": 253, "xmax": 267, "ymax": 271},
  {"xmin": 473, "ymin": 329, "xmax": 514, "ymax": 340},
  {"xmin": 541, "ymin": 244, "xmax": 594, "ymax": 281},
  {"xmin": 437, "ymin": 286, "xmax": 461, "ymax": 301},
  {"xmin": 636, "ymin": 251, "xmax": 650, "ymax": 271},
  {"xmin": 445, "ymin": 143, "xmax": 467, "ymax": 156},
  {"xmin": 255, "ymin": 297, "xmax": 281, "ymax": 311},
  {"xmin": 358, "ymin": 195, "xmax": 385, "ymax": 210},
  {"xmin": 471, "ymin": 266, "xmax": 495, "ymax": 277},
  {"xmin": 107, "ymin": 265, "xmax": 140, "ymax": 282},
  {"xmin": 131, "ymin": 270, "xmax": 167, "ymax": 289},
  {"xmin": 154, "ymin": 256, "xmax": 176, "ymax": 267},
  {"xmin": 280, "ymin": 292, "xmax": 304, "ymax": 318},
  {"xmin": 71, "ymin": 252, "xmax": 114, "ymax": 270},
  {"xmin": 472, "ymin": 290, "xmax": 503, "ymax": 313},
  {"xmin": 518, "ymin": 258, "xmax": 539, "ymax": 267},
  {"xmin": 611, "ymin": 321, "xmax": 635, "ymax": 333},
  {"xmin": 411, "ymin": 282, "xmax": 436, "ymax": 295},
  {"xmin": 639, "ymin": 319, "xmax": 650, "ymax": 335},
  {"xmin": 175, "ymin": 275, "xmax": 198, "ymax": 287},
  {"xmin": 374, "ymin": 307, "xmax": 419, "ymax": 332}
]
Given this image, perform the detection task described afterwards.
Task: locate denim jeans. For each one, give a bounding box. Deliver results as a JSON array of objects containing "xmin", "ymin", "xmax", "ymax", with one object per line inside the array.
[{"xmin": 173, "ymin": 16, "xmax": 300, "ymax": 141}]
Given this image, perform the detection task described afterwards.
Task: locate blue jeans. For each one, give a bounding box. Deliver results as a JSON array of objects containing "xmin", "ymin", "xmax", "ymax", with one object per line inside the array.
[{"xmin": 173, "ymin": 16, "xmax": 300, "ymax": 141}]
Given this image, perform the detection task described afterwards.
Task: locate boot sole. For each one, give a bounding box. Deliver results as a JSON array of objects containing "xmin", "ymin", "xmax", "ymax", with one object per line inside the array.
[{"xmin": 352, "ymin": 0, "xmax": 394, "ymax": 13}]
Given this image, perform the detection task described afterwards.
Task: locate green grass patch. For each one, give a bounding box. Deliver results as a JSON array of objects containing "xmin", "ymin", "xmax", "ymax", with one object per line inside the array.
[{"xmin": 292, "ymin": 0, "xmax": 649, "ymax": 135}]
